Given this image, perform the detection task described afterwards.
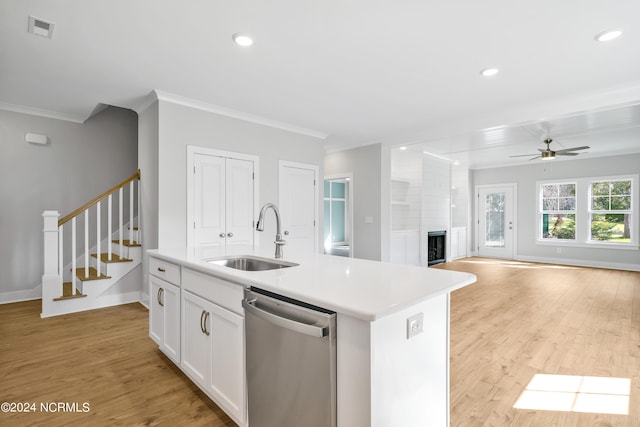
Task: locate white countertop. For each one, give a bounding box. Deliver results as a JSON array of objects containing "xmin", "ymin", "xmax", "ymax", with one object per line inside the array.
[{"xmin": 149, "ymin": 246, "xmax": 476, "ymax": 321}]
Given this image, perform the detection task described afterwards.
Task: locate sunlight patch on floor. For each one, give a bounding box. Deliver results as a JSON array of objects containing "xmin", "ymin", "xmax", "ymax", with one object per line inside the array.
[{"xmin": 514, "ymin": 374, "xmax": 630, "ymax": 415}]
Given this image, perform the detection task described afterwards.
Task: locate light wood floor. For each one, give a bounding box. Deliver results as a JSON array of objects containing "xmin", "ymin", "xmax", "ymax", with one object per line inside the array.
[
  {"xmin": 0, "ymin": 301, "xmax": 236, "ymax": 426},
  {"xmin": 2, "ymin": 260, "xmax": 640, "ymax": 426},
  {"xmin": 437, "ymin": 258, "xmax": 640, "ymax": 427}
]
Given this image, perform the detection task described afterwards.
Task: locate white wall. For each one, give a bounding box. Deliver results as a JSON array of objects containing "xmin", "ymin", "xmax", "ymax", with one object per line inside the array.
[
  {"xmin": 138, "ymin": 101, "xmax": 159, "ymax": 305},
  {"xmin": 472, "ymin": 153, "xmax": 640, "ymax": 270},
  {"xmin": 139, "ymin": 99, "xmax": 325, "ymax": 253},
  {"xmin": 0, "ymin": 107, "xmax": 138, "ymax": 303},
  {"xmin": 325, "ymin": 143, "xmax": 391, "ymax": 262}
]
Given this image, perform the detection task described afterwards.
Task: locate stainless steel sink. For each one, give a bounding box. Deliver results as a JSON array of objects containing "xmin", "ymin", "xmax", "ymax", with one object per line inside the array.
[{"xmin": 207, "ymin": 256, "xmax": 298, "ymax": 271}]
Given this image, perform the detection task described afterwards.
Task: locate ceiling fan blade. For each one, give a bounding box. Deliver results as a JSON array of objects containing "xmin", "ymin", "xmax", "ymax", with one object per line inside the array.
[
  {"xmin": 529, "ymin": 155, "xmax": 541, "ymax": 161},
  {"xmin": 555, "ymin": 146, "xmax": 590, "ymax": 154},
  {"xmin": 556, "ymin": 152, "xmax": 579, "ymax": 156},
  {"xmin": 510, "ymin": 153, "xmax": 539, "ymax": 158}
]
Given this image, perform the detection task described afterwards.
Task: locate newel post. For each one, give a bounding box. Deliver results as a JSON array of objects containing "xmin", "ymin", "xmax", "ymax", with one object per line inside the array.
[
  {"xmin": 42, "ymin": 211, "xmax": 60, "ymax": 275},
  {"xmin": 41, "ymin": 211, "xmax": 60, "ymax": 317}
]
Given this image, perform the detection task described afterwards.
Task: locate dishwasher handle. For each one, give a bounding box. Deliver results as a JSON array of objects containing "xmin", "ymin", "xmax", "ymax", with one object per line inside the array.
[{"xmin": 242, "ymin": 299, "xmax": 328, "ymax": 338}]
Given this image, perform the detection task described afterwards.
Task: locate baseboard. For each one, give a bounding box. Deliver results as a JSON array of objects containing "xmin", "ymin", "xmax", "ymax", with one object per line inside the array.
[
  {"xmin": 515, "ymin": 255, "xmax": 640, "ymax": 272},
  {"xmin": 0, "ymin": 285, "xmax": 42, "ymax": 305}
]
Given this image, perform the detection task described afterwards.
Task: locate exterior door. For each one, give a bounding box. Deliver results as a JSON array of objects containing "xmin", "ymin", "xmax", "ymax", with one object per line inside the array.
[
  {"xmin": 279, "ymin": 161, "xmax": 318, "ymax": 254},
  {"xmin": 477, "ymin": 185, "xmax": 515, "ymax": 259}
]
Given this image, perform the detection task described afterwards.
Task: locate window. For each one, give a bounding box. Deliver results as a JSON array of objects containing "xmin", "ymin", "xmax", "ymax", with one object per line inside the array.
[
  {"xmin": 540, "ymin": 182, "xmax": 576, "ymax": 240},
  {"xmin": 324, "ymin": 179, "xmax": 348, "ymax": 250},
  {"xmin": 589, "ymin": 180, "xmax": 632, "ymax": 243}
]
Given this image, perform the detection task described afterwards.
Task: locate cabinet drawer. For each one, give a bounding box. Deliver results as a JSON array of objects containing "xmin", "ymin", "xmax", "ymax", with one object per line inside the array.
[
  {"xmin": 183, "ymin": 268, "xmax": 244, "ymax": 315},
  {"xmin": 149, "ymin": 257, "xmax": 181, "ymax": 285}
]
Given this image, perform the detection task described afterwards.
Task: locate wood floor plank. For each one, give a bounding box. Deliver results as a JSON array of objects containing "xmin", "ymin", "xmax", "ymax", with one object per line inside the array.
[
  {"xmin": 0, "ymin": 300, "xmax": 236, "ymax": 426},
  {"xmin": 438, "ymin": 258, "xmax": 640, "ymax": 427}
]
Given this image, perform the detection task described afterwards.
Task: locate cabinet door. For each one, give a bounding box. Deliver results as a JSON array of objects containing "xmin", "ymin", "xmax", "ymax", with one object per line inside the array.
[
  {"xmin": 193, "ymin": 154, "xmax": 226, "ymax": 247},
  {"xmin": 225, "ymin": 158, "xmax": 254, "ymax": 247},
  {"xmin": 149, "ymin": 276, "xmax": 164, "ymax": 346},
  {"xmin": 161, "ymin": 281, "xmax": 180, "ymax": 364},
  {"xmin": 181, "ymin": 291, "xmax": 212, "ymax": 389},
  {"xmin": 207, "ymin": 303, "xmax": 246, "ymax": 424}
]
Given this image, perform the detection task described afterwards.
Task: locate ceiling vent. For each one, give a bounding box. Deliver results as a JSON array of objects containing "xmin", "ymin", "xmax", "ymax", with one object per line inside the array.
[{"xmin": 28, "ymin": 16, "xmax": 54, "ymax": 39}]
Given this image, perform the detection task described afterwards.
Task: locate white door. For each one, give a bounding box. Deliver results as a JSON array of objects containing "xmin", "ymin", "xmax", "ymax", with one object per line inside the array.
[
  {"xmin": 191, "ymin": 152, "xmax": 255, "ymax": 248},
  {"xmin": 193, "ymin": 154, "xmax": 226, "ymax": 247},
  {"xmin": 225, "ymin": 158, "xmax": 254, "ymax": 247},
  {"xmin": 477, "ymin": 185, "xmax": 515, "ymax": 259},
  {"xmin": 279, "ymin": 162, "xmax": 318, "ymax": 254}
]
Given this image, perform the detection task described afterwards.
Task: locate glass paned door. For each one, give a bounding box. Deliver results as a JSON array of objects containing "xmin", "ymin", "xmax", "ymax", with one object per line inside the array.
[{"xmin": 477, "ymin": 186, "xmax": 515, "ymax": 258}]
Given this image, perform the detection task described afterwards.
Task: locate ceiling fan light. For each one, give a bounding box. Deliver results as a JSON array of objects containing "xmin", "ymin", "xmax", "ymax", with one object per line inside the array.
[
  {"xmin": 594, "ymin": 29, "xmax": 622, "ymax": 42},
  {"xmin": 541, "ymin": 151, "xmax": 555, "ymax": 160}
]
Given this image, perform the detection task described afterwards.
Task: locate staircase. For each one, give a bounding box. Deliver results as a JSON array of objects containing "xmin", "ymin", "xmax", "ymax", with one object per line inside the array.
[{"xmin": 41, "ymin": 171, "xmax": 142, "ymax": 318}]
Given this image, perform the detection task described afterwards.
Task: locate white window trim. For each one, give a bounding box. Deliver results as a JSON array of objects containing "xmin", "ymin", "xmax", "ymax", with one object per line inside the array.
[
  {"xmin": 536, "ymin": 174, "xmax": 639, "ymax": 250},
  {"xmin": 538, "ymin": 181, "xmax": 577, "ymax": 242}
]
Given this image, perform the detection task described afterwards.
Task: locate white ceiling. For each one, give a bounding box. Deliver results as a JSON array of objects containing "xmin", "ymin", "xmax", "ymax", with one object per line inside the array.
[{"xmin": 2, "ymin": 1, "xmax": 640, "ymax": 168}]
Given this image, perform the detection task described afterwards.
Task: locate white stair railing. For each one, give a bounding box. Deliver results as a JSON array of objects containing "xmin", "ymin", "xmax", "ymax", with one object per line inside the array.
[{"xmin": 42, "ymin": 170, "xmax": 140, "ymax": 301}]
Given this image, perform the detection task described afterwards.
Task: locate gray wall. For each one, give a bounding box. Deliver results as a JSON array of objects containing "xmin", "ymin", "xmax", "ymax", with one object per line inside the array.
[
  {"xmin": 325, "ymin": 143, "xmax": 391, "ymax": 261},
  {"xmin": 472, "ymin": 153, "xmax": 640, "ymax": 269},
  {"xmin": 0, "ymin": 107, "xmax": 138, "ymax": 302},
  {"xmin": 138, "ymin": 101, "xmax": 159, "ymax": 305}
]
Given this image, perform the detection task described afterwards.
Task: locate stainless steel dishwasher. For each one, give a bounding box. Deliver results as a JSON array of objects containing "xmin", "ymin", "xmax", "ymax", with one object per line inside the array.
[{"xmin": 243, "ymin": 287, "xmax": 337, "ymax": 427}]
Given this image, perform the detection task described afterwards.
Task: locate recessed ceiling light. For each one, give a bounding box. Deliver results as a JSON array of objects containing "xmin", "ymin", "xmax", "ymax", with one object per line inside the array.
[
  {"xmin": 399, "ymin": 146, "xmax": 407, "ymax": 150},
  {"xmin": 594, "ymin": 29, "xmax": 622, "ymax": 42},
  {"xmin": 481, "ymin": 68, "xmax": 499, "ymax": 77},
  {"xmin": 232, "ymin": 33, "xmax": 254, "ymax": 47}
]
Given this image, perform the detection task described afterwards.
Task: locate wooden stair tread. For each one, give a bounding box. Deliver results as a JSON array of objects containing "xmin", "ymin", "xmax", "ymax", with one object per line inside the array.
[
  {"xmin": 112, "ymin": 239, "xmax": 141, "ymax": 247},
  {"xmin": 91, "ymin": 253, "xmax": 132, "ymax": 263},
  {"xmin": 54, "ymin": 282, "xmax": 87, "ymax": 301},
  {"xmin": 75, "ymin": 267, "xmax": 111, "ymax": 281}
]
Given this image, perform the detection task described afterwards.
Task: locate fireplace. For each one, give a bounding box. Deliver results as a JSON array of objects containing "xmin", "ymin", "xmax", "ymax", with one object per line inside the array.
[{"xmin": 427, "ymin": 231, "xmax": 446, "ymax": 266}]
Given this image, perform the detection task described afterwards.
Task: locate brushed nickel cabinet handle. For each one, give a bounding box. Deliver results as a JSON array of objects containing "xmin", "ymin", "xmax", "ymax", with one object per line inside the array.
[
  {"xmin": 157, "ymin": 288, "xmax": 164, "ymax": 307},
  {"xmin": 204, "ymin": 312, "xmax": 211, "ymax": 336},
  {"xmin": 200, "ymin": 310, "xmax": 206, "ymax": 334},
  {"xmin": 157, "ymin": 267, "xmax": 166, "ymax": 272}
]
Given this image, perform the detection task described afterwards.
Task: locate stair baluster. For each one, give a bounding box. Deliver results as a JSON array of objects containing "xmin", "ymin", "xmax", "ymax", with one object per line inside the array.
[
  {"xmin": 96, "ymin": 201, "xmax": 101, "ymax": 277},
  {"xmin": 119, "ymin": 187, "xmax": 123, "ymax": 258},
  {"xmin": 84, "ymin": 209, "xmax": 89, "ymax": 279},
  {"xmin": 108, "ymin": 194, "xmax": 113, "ymax": 261},
  {"xmin": 71, "ymin": 217, "xmax": 77, "ymax": 292},
  {"xmin": 129, "ymin": 180, "xmax": 134, "ymax": 243}
]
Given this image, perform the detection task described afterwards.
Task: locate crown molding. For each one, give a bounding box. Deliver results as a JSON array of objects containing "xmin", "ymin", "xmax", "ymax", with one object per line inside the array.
[
  {"xmin": 0, "ymin": 102, "xmax": 85, "ymax": 123},
  {"xmin": 154, "ymin": 90, "xmax": 328, "ymax": 140}
]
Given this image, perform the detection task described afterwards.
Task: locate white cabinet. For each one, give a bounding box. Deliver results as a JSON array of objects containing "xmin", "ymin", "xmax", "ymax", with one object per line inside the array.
[
  {"xmin": 149, "ymin": 258, "xmax": 181, "ymax": 364},
  {"xmin": 189, "ymin": 150, "xmax": 256, "ymax": 249},
  {"xmin": 450, "ymin": 227, "xmax": 467, "ymax": 260},
  {"xmin": 182, "ymin": 286, "xmax": 246, "ymax": 426},
  {"xmin": 391, "ymin": 230, "xmax": 419, "ymax": 265}
]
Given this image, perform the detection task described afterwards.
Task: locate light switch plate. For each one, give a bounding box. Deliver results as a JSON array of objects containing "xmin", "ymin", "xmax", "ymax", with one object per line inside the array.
[
  {"xmin": 365, "ymin": 216, "xmax": 373, "ymax": 224},
  {"xmin": 407, "ymin": 312, "xmax": 424, "ymax": 339}
]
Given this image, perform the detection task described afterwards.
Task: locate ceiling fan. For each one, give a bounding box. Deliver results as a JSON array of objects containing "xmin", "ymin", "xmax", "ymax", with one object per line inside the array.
[{"xmin": 510, "ymin": 138, "xmax": 590, "ymax": 161}]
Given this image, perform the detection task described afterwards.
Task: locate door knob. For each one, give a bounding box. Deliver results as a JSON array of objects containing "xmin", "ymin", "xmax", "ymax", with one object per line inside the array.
[
  {"xmin": 284, "ymin": 231, "xmax": 289, "ymax": 235},
  {"xmin": 219, "ymin": 233, "xmax": 226, "ymax": 238},
  {"xmin": 227, "ymin": 232, "xmax": 234, "ymax": 237}
]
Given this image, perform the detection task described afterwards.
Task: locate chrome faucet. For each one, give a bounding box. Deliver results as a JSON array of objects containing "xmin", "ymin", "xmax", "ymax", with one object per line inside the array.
[{"xmin": 256, "ymin": 203, "xmax": 286, "ymax": 258}]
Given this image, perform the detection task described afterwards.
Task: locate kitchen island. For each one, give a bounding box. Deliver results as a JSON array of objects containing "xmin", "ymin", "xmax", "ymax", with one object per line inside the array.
[{"xmin": 148, "ymin": 245, "xmax": 476, "ymax": 427}]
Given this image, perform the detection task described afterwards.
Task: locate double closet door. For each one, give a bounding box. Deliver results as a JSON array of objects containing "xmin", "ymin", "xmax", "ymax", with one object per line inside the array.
[{"xmin": 190, "ymin": 150, "xmax": 256, "ymax": 248}]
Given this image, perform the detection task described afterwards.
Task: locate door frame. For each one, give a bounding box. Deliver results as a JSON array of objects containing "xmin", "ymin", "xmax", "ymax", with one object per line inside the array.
[
  {"xmin": 323, "ymin": 173, "xmax": 354, "ymax": 257},
  {"xmin": 278, "ymin": 160, "xmax": 319, "ymax": 253},
  {"xmin": 474, "ymin": 183, "xmax": 517, "ymax": 259},
  {"xmin": 186, "ymin": 145, "xmax": 260, "ymax": 248}
]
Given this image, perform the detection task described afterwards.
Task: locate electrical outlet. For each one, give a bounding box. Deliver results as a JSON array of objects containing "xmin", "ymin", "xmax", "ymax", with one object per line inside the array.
[{"xmin": 407, "ymin": 312, "xmax": 424, "ymax": 339}]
